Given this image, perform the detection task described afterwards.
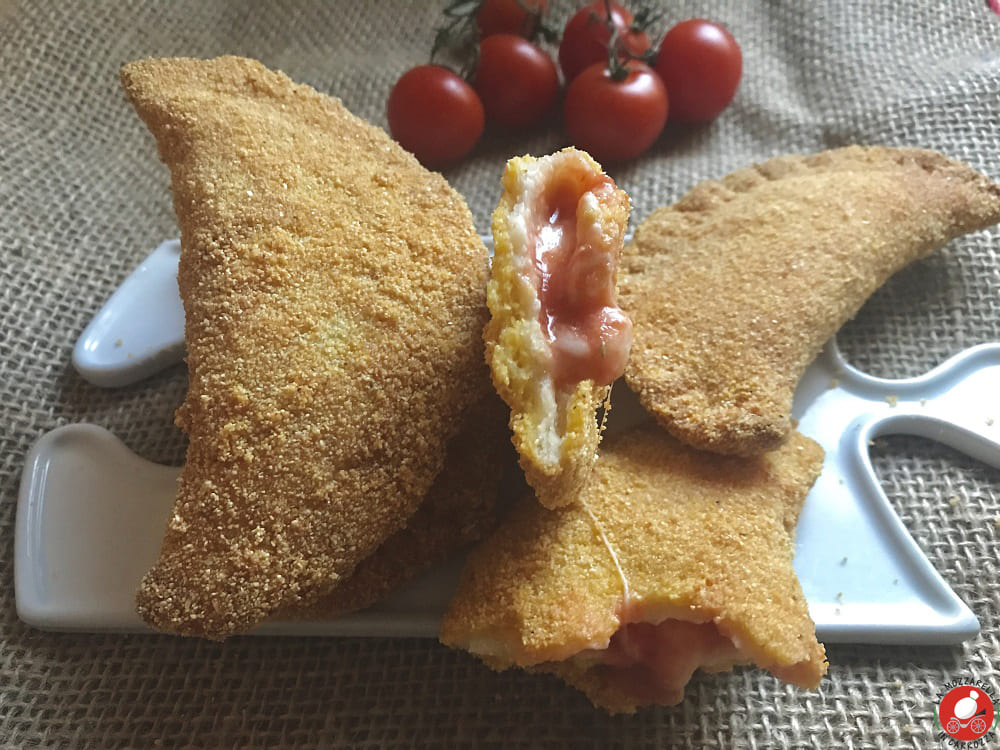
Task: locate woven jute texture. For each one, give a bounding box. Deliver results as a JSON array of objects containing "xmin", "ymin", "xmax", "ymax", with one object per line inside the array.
[{"xmin": 2, "ymin": 1, "xmax": 999, "ymax": 747}]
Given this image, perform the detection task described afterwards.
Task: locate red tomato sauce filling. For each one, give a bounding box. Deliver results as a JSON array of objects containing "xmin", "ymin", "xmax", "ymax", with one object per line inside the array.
[
  {"xmin": 593, "ymin": 619, "xmax": 742, "ymax": 704},
  {"xmin": 526, "ymin": 165, "xmax": 632, "ymax": 388}
]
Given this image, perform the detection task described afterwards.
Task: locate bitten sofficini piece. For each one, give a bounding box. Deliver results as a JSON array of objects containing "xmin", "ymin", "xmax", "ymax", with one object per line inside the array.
[
  {"xmin": 121, "ymin": 56, "xmax": 491, "ymax": 639},
  {"xmin": 621, "ymin": 146, "xmax": 1000, "ymax": 455},
  {"xmin": 440, "ymin": 424, "xmax": 827, "ymax": 714},
  {"xmin": 486, "ymin": 148, "xmax": 632, "ymax": 509}
]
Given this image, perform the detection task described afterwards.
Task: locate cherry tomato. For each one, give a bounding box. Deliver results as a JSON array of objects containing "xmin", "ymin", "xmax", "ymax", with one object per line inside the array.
[
  {"xmin": 387, "ymin": 65, "xmax": 485, "ymax": 168},
  {"xmin": 558, "ymin": 1, "xmax": 651, "ymax": 83},
  {"xmin": 654, "ymin": 19, "xmax": 742, "ymax": 122},
  {"xmin": 564, "ymin": 61, "xmax": 668, "ymax": 163},
  {"xmin": 476, "ymin": 0, "xmax": 548, "ymax": 38},
  {"xmin": 474, "ymin": 34, "xmax": 559, "ymax": 130}
]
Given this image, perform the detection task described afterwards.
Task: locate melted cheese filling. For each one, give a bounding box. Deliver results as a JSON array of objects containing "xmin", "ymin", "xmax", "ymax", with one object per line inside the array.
[
  {"xmin": 575, "ymin": 619, "xmax": 744, "ymax": 705},
  {"xmin": 573, "ymin": 503, "xmax": 745, "ymax": 705},
  {"xmin": 509, "ymin": 152, "xmax": 632, "ymax": 392}
]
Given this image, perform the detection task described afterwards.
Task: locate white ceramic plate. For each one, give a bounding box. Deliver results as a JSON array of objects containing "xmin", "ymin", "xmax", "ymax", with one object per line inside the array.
[{"xmin": 19, "ymin": 239, "xmax": 1000, "ymax": 643}]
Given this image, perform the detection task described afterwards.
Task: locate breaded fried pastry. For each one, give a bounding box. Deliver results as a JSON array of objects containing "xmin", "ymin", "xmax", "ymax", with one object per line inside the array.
[
  {"xmin": 440, "ymin": 425, "xmax": 827, "ymax": 714},
  {"xmin": 282, "ymin": 394, "xmax": 511, "ymax": 620},
  {"xmin": 621, "ymin": 146, "xmax": 1000, "ymax": 455},
  {"xmin": 486, "ymin": 148, "xmax": 632, "ymax": 508},
  {"xmin": 121, "ymin": 56, "xmax": 491, "ymax": 639}
]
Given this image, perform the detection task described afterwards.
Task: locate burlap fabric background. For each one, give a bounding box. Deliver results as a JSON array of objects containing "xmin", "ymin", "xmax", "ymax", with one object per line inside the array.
[{"xmin": 2, "ymin": 1, "xmax": 998, "ymax": 747}]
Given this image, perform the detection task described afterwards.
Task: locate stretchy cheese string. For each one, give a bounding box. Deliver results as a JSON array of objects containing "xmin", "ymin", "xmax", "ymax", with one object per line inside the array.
[
  {"xmin": 579, "ymin": 498, "xmax": 633, "ymax": 616},
  {"xmin": 597, "ymin": 382, "xmax": 612, "ymax": 436},
  {"xmin": 581, "ymin": 381, "xmax": 635, "ymax": 627}
]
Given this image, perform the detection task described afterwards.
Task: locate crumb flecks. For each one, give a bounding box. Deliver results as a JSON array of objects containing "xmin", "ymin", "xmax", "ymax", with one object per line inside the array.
[
  {"xmin": 279, "ymin": 394, "xmax": 509, "ymax": 620},
  {"xmin": 621, "ymin": 146, "xmax": 1000, "ymax": 456},
  {"xmin": 121, "ymin": 56, "xmax": 491, "ymax": 639}
]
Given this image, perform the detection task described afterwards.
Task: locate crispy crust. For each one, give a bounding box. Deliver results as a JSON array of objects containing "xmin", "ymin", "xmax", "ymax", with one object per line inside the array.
[
  {"xmin": 621, "ymin": 146, "xmax": 1000, "ymax": 455},
  {"xmin": 122, "ymin": 56, "xmax": 490, "ymax": 639},
  {"xmin": 485, "ymin": 149, "xmax": 629, "ymax": 508},
  {"xmin": 440, "ymin": 424, "xmax": 827, "ymax": 713},
  {"xmin": 280, "ymin": 393, "xmax": 510, "ymax": 620}
]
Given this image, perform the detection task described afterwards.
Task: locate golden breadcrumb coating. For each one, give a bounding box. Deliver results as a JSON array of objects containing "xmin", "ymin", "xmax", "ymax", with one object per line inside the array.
[
  {"xmin": 621, "ymin": 146, "xmax": 1000, "ymax": 455},
  {"xmin": 121, "ymin": 56, "xmax": 490, "ymax": 639},
  {"xmin": 440, "ymin": 424, "xmax": 827, "ymax": 714},
  {"xmin": 281, "ymin": 393, "xmax": 510, "ymax": 620},
  {"xmin": 485, "ymin": 148, "xmax": 630, "ymax": 509}
]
